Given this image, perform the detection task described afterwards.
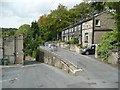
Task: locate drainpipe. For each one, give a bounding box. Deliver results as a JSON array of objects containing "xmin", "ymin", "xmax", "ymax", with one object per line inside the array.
[
  {"xmin": 92, "ymin": 15, "xmax": 94, "ymax": 44},
  {"xmin": 1, "ymin": 30, "xmax": 5, "ymax": 65},
  {"xmin": 2, "ymin": 37, "xmax": 4, "ymax": 59},
  {"xmin": 81, "ymin": 23, "xmax": 82, "ymax": 45},
  {"xmin": 14, "ymin": 36, "xmax": 17, "ymax": 64}
]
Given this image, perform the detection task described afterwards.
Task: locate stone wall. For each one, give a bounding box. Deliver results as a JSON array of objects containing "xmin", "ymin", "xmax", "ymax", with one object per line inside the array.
[
  {"xmin": 69, "ymin": 44, "xmax": 76, "ymax": 52},
  {"xmin": 82, "ymin": 20, "xmax": 93, "ymax": 46},
  {"xmin": 4, "ymin": 37, "xmax": 15, "ymax": 64},
  {"xmin": 94, "ymin": 13, "xmax": 115, "ymax": 30},
  {"xmin": 16, "ymin": 36, "xmax": 24, "ymax": 64},
  {"xmin": 38, "ymin": 48, "xmax": 82, "ymax": 75},
  {"xmin": 58, "ymin": 43, "xmax": 78, "ymax": 52},
  {"xmin": 1, "ymin": 35, "xmax": 23, "ymax": 65},
  {"xmin": 94, "ymin": 31, "xmax": 110, "ymax": 44},
  {"xmin": 108, "ymin": 49, "xmax": 119, "ymax": 65}
]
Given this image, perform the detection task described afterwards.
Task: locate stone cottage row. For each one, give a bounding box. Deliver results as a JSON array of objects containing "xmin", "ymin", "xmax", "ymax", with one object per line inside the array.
[{"xmin": 61, "ymin": 12, "xmax": 115, "ymax": 46}]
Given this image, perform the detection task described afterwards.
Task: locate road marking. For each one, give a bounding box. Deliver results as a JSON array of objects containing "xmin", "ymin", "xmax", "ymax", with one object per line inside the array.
[
  {"xmin": 0, "ymin": 78, "xmax": 18, "ymax": 83},
  {"xmin": 22, "ymin": 64, "xmax": 41, "ymax": 68},
  {"xmin": 1, "ymin": 65, "xmax": 23, "ymax": 68}
]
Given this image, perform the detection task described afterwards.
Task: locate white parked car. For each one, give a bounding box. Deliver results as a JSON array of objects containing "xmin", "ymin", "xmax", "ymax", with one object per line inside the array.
[{"xmin": 48, "ymin": 43, "xmax": 57, "ymax": 51}]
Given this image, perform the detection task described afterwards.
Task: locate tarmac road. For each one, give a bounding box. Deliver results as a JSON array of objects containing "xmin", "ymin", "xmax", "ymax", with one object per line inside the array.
[{"xmin": 1, "ymin": 47, "xmax": 119, "ymax": 88}]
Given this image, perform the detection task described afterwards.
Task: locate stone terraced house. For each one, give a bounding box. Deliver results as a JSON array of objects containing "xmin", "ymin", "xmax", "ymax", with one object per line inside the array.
[{"xmin": 62, "ymin": 12, "xmax": 115, "ymax": 46}]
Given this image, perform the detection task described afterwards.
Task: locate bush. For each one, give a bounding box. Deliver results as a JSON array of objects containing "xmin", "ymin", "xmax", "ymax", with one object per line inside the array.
[
  {"xmin": 65, "ymin": 38, "xmax": 79, "ymax": 44},
  {"xmin": 66, "ymin": 40, "xmax": 75, "ymax": 44},
  {"xmin": 32, "ymin": 50, "xmax": 37, "ymax": 58},
  {"xmin": 32, "ymin": 49, "xmax": 40, "ymax": 61},
  {"xmin": 97, "ymin": 31, "xmax": 118, "ymax": 61},
  {"xmin": 76, "ymin": 44, "xmax": 82, "ymax": 48}
]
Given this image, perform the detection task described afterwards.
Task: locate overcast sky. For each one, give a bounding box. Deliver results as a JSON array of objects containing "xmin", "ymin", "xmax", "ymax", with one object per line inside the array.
[{"xmin": 0, "ymin": 0, "xmax": 84, "ymax": 28}]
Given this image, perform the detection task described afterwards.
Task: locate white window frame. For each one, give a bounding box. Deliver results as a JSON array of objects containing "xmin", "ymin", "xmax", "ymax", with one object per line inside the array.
[{"xmin": 74, "ymin": 26, "xmax": 77, "ymax": 31}]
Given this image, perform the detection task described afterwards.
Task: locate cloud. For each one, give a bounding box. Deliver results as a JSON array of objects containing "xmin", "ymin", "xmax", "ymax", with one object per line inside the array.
[{"xmin": 0, "ymin": 0, "xmax": 83, "ymax": 28}]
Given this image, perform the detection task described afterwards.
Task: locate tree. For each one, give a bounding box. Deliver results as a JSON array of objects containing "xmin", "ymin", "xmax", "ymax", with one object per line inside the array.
[
  {"xmin": 90, "ymin": 2, "xmax": 106, "ymax": 13},
  {"xmin": 37, "ymin": 15, "xmax": 47, "ymax": 43},
  {"xmin": 97, "ymin": 31, "xmax": 118, "ymax": 60},
  {"xmin": 2, "ymin": 28, "xmax": 17, "ymax": 37},
  {"xmin": 16, "ymin": 24, "xmax": 31, "ymax": 56},
  {"xmin": 97, "ymin": 2, "xmax": 120, "ymax": 60},
  {"xmin": 42, "ymin": 4, "xmax": 70, "ymax": 41},
  {"xmin": 31, "ymin": 21, "xmax": 40, "ymax": 39},
  {"xmin": 38, "ymin": 15, "xmax": 47, "ymax": 28},
  {"xmin": 106, "ymin": 2, "xmax": 120, "ymax": 48},
  {"xmin": 16, "ymin": 23, "xmax": 41, "ymax": 57},
  {"xmin": 68, "ymin": 2, "xmax": 94, "ymax": 23},
  {"xmin": 15, "ymin": 24, "xmax": 30, "ymax": 36}
]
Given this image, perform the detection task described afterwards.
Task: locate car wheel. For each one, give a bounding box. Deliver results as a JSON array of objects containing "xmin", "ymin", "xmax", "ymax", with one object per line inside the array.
[{"xmin": 85, "ymin": 51, "xmax": 89, "ymax": 55}]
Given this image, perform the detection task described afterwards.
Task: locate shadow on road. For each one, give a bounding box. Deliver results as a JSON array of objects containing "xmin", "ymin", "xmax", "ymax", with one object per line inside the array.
[{"xmin": 24, "ymin": 60, "xmax": 41, "ymax": 66}]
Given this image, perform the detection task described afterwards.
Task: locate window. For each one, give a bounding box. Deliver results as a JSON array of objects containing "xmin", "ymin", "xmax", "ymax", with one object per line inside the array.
[
  {"xmin": 65, "ymin": 30, "xmax": 66, "ymax": 33},
  {"xmin": 75, "ymin": 26, "xmax": 77, "ymax": 31},
  {"xmin": 62, "ymin": 31, "xmax": 64, "ymax": 34},
  {"xmin": 67, "ymin": 30, "xmax": 68, "ymax": 33},
  {"xmin": 65, "ymin": 30, "xmax": 68, "ymax": 33},
  {"xmin": 69, "ymin": 28, "xmax": 72, "ymax": 32},
  {"xmin": 96, "ymin": 19, "xmax": 100, "ymax": 26},
  {"xmin": 78, "ymin": 25, "xmax": 81, "ymax": 30},
  {"xmin": 85, "ymin": 33, "xmax": 88, "ymax": 43},
  {"xmin": 68, "ymin": 29, "xmax": 70, "ymax": 33},
  {"xmin": 71, "ymin": 28, "xmax": 73, "ymax": 32}
]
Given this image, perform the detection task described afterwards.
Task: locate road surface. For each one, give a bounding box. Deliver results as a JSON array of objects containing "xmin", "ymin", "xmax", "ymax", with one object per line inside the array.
[{"xmin": 1, "ymin": 46, "xmax": 119, "ymax": 88}]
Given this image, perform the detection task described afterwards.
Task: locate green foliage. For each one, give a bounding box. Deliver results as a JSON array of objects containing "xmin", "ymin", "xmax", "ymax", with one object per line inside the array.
[
  {"xmin": 32, "ymin": 49, "xmax": 40, "ymax": 60},
  {"xmin": 97, "ymin": 31, "xmax": 118, "ymax": 60},
  {"xmin": 32, "ymin": 50, "xmax": 37, "ymax": 58},
  {"xmin": 4, "ymin": 2, "xmax": 119, "ymax": 61},
  {"xmin": 66, "ymin": 38, "xmax": 78, "ymax": 44},
  {"xmin": 15, "ymin": 24, "xmax": 30, "ymax": 36},
  {"xmin": 2, "ymin": 28, "xmax": 17, "ymax": 37},
  {"xmin": 37, "ymin": 3, "xmax": 99, "ymax": 42},
  {"xmin": 17, "ymin": 24, "xmax": 32, "ymax": 56},
  {"xmin": 44, "ymin": 4, "xmax": 70, "ymax": 41},
  {"xmin": 91, "ymin": 2, "xmax": 106, "ymax": 13},
  {"xmin": 27, "ymin": 21, "xmax": 41, "ymax": 58},
  {"xmin": 106, "ymin": 2, "xmax": 120, "ymax": 47},
  {"xmin": 66, "ymin": 40, "xmax": 74, "ymax": 44},
  {"xmin": 68, "ymin": 2, "xmax": 94, "ymax": 23},
  {"xmin": 76, "ymin": 44, "xmax": 82, "ymax": 48},
  {"xmin": 18, "ymin": 22, "xmax": 42, "ymax": 58},
  {"xmin": 97, "ymin": 2, "xmax": 120, "ymax": 61},
  {"xmin": 31, "ymin": 21, "xmax": 40, "ymax": 39}
]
